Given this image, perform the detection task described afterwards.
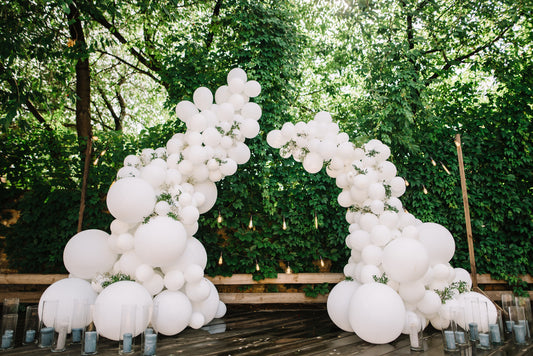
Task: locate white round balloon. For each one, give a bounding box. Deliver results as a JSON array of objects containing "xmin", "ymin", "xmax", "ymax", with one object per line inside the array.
[
  {"xmin": 349, "ymin": 283, "xmax": 406, "ymax": 344},
  {"xmin": 134, "ymin": 216, "xmax": 187, "ymax": 267},
  {"xmin": 152, "ymin": 291, "xmax": 192, "ymax": 336},
  {"xmin": 93, "ymin": 281, "xmax": 153, "ymax": 341},
  {"xmin": 63, "ymin": 230, "xmax": 117, "ymax": 280},
  {"xmin": 106, "ymin": 178, "xmax": 156, "ymax": 223},
  {"xmin": 39, "ymin": 278, "xmax": 98, "ymax": 330},
  {"xmin": 327, "ymin": 280, "xmax": 360, "ymax": 332}
]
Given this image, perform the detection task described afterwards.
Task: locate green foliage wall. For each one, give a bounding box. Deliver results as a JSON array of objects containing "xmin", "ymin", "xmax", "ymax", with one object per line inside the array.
[{"xmin": 0, "ymin": 0, "xmax": 531, "ymax": 289}]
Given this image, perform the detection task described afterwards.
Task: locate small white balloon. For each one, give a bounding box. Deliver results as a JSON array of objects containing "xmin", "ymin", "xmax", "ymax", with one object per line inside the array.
[
  {"xmin": 244, "ymin": 80, "xmax": 261, "ymax": 97},
  {"xmin": 193, "ymin": 87, "xmax": 213, "ymax": 111}
]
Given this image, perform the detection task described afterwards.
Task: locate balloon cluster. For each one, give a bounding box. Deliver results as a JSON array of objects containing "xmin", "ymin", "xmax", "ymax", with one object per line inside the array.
[
  {"xmin": 267, "ymin": 111, "xmax": 479, "ymax": 344},
  {"xmin": 40, "ymin": 68, "xmax": 262, "ymax": 340}
]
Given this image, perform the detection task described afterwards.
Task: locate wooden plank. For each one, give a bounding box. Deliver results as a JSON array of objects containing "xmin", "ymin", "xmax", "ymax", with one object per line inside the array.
[
  {"xmin": 483, "ymin": 290, "xmax": 533, "ymax": 301},
  {"xmin": 207, "ymin": 273, "xmax": 345, "ymax": 285},
  {"xmin": 219, "ymin": 292, "xmax": 328, "ymax": 304},
  {"xmin": 0, "ymin": 274, "xmax": 67, "ymax": 284},
  {"xmin": 455, "ymin": 134, "xmax": 478, "ymax": 289},
  {"xmin": 0, "ymin": 273, "xmax": 531, "ymax": 286},
  {"xmin": 0, "ymin": 273, "xmax": 531, "ymax": 285}
]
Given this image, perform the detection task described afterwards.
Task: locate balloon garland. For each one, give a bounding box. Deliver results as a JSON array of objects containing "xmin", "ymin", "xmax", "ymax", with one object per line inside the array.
[
  {"xmin": 40, "ymin": 68, "xmax": 262, "ymax": 340},
  {"xmin": 267, "ymin": 112, "xmax": 494, "ymax": 344}
]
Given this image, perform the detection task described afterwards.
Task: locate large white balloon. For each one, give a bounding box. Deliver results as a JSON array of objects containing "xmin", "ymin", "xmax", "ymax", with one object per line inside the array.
[
  {"xmin": 327, "ymin": 280, "xmax": 360, "ymax": 332},
  {"xmin": 106, "ymin": 178, "xmax": 156, "ymax": 223},
  {"xmin": 349, "ymin": 283, "xmax": 406, "ymax": 344},
  {"xmin": 134, "ymin": 216, "xmax": 187, "ymax": 267},
  {"xmin": 63, "ymin": 230, "xmax": 117, "ymax": 279},
  {"xmin": 152, "ymin": 291, "xmax": 192, "ymax": 336},
  {"xmin": 417, "ymin": 223, "xmax": 455, "ymax": 264},
  {"xmin": 382, "ymin": 238, "xmax": 430, "ymax": 283},
  {"xmin": 93, "ymin": 281, "xmax": 153, "ymax": 341},
  {"xmin": 39, "ymin": 278, "xmax": 98, "ymax": 329}
]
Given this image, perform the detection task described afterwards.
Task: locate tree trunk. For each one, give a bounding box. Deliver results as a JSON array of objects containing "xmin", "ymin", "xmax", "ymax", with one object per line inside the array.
[{"xmin": 68, "ymin": 3, "xmax": 92, "ymax": 232}]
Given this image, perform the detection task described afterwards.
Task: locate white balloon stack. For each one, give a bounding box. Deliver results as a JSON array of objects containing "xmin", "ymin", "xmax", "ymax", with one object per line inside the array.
[
  {"xmin": 266, "ymin": 111, "xmax": 488, "ymax": 345},
  {"xmin": 44, "ymin": 68, "xmax": 263, "ymax": 340}
]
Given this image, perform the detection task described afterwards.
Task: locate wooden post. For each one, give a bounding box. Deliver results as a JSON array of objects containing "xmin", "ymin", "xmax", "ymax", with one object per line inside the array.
[{"xmin": 455, "ymin": 134, "xmax": 478, "ymax": 290}]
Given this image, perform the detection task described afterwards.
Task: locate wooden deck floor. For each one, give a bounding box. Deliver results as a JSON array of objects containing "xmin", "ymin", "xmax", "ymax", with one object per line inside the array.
[{"xmin": 2, "ymin": 305, "xmax": 533, "ymax": 355}]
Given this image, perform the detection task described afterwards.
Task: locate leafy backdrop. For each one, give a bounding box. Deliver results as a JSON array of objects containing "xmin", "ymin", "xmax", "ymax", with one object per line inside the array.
[{"xmin": 0, "ymin": 0, "xmax": 531, "ymax": 293}]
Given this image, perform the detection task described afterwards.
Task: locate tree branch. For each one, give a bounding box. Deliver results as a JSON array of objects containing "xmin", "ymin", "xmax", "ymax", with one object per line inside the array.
[
  {"xmin": 96, "ymin": 49, "xmax": 161, "ymax": 84},
  {"xmin": 426, "ymin": 24, "xmax": 513, "ymax": 84},
  {"xmin": 81, "ymin": 3, "xmax": 161, "ymax": 74},
  {"xmin": 206, "ymin": 0, "xmax": 223, "ymax": 50},
  {"xmin": 0, "ymin": 61, "xmax": 50, "ymax": 129}
]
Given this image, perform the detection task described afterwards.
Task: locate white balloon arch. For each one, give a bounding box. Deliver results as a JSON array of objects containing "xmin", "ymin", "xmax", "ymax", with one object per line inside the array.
[
  {"xmin": 266, "ymin": 111, "xmax": 490, "ymax": 344},
  {"xmin": 40, "ymin": 68, "xmax": 485, "ymax": 345}
]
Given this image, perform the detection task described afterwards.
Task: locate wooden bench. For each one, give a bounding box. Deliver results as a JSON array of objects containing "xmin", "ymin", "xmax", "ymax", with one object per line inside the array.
[{"xmin": 0, "ymin": 273, "xmax": 531, "ymax": 304}]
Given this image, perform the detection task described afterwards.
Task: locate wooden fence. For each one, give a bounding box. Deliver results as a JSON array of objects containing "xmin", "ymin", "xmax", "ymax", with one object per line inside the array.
[{"xmin": 0, "ymin": 273, "xmax": 531, "ymax": 304}]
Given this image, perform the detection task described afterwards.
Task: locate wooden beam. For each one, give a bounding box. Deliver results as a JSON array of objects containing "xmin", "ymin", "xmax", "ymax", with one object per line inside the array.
[
  {"xmin": 455, "ymin": 134, "xmax": 478, "ymax": 289},
  {"xmin": 207, "ymin": 273, "xmax": 346, "ymax": 285},
  {"xmin": 0, "ymin": 273, "xmax": 531, "ymax": 286},
  {"xmin": 219, "ymin": 293, "xmax": 328, "ymax": 304}
]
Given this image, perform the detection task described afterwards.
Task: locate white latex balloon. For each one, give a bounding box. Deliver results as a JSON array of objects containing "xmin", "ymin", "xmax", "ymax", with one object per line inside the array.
[
  {"xmin": 184, "ymin": 264, "xmax": 204, "ymax": 284},
  {"xmin": 118, "ymin": 251, "xmax": 143, "ymax": 278},
  {"xmin": 417, "ymin": 290, "xmax": 442, "ymax": 316},
  {"xmin": 135, "ymin": 264, "xmax": 155, "ymax": 283},
  {"xmin": 191, "ymin": 280, "xmax": 219, "ymax": 324},
  {"xmin": 163, "ymin": 269, "xmax": 185, "ymax": 291},
  {"xmin": 186, "ymin": 279, "xmax": 211, "ymax": 302},
  {"xmin": 303, "ymin": 152, "xmax": 323, "ymax": 174},
  {"xmin": 63, "ymin": 230, "xmax": 117, "ymax": 280},
  {"xmin": 189, "ymin": 312, "xmax": 205, "ymax": 329},
  {"xmin": 134, "ymin": 216, "xmax": 187, "ymax": 267},
  {"xmin": 181, "ymin": 206, "xmax": 200, "ymax": 225},
  {"xmin": 453, "ymin": 268, "xmax": 473, "ymax": 290},
  {"xmin": 327, "ymin": 280, "xmax": 360, "ymax": 332},
  {"xmin": 110, "ymin": 219, "xmax": 130, "ymax": 235},
  {"xmin": 417, "ymin": 223, "xmax": 456, "ymax": 264},
  {"xmin": 215, "ymin": 301, "xmax": 227, "ymax": 319},
  {"xmin": 215, "ymin": 85, "xmax": 230, "ymax": 104},
  {"xmin": 193, "ymin": 87, "xmax": 213, "ymax": 111},
  {"xmin": 244, "ymin": 80, "xmax": 261, "ymax": 97},
  {"xmin": 398, "ymin": 280, "xmax": 426, "ymax": 304},
  {"xmin": 360, "ymin": 264, "xmax": 383, "ymax": 284},
  {"xmin": 106, "ymin": 178, "xmax": 156, "ymax": 223},
  {"xmin": 142, "ymin": 273, "xmax": 164, "ymax": 296},
  {"xmin": 117, "ymin": 166, "xmax": 139, "ymax": 179},
  {"xmin": 162, "ymin": 238, "xmax": 208, "ymax": 273},
  {"xmin": 349, "ymin": 283, "xmax": 406, "ymax": 344},
  {"xmin": 175, "ymin": 101, "xmax": 199, "ymax": 122},
  {"xmin": 39, "ymin": 278, "xmax": 98, "ymax": 329},
  {"xmin": 152, "ymin": 291, "xmax": 192, "ymax": 336},
  {"xmin": 193, "ymin": 181, "xmax": 218, "ymax": 214},
  {"xmin": 241, "ymin": 102, "xmax": 262, "ymax": 121},
  {"xmin": 266, "ymin": 130, "xmax": 284, "ymax": 149},
  {"xmin": 382, "ymin": 238, "xmax": 429, "ymax": 283},
  {"xmin": 361, "ymin": 245, "xmax": 383, "ymax": 266},
  {"xmin": 228, "ymin": 142, "xmax": 251, "ymax": 164},
  {"xmin": 227, "ymin": 67, "xmax": 247, "ymax": 83},
  {"xmin": 93, "ymin": 281, "xmax": 153, "ymax": 341}
]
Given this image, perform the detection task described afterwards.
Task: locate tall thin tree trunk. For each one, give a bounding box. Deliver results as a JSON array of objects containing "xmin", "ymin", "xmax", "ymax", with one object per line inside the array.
[{"xmin": 69, "ymin": 3, "xmax": 92, "ymax": 232}]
